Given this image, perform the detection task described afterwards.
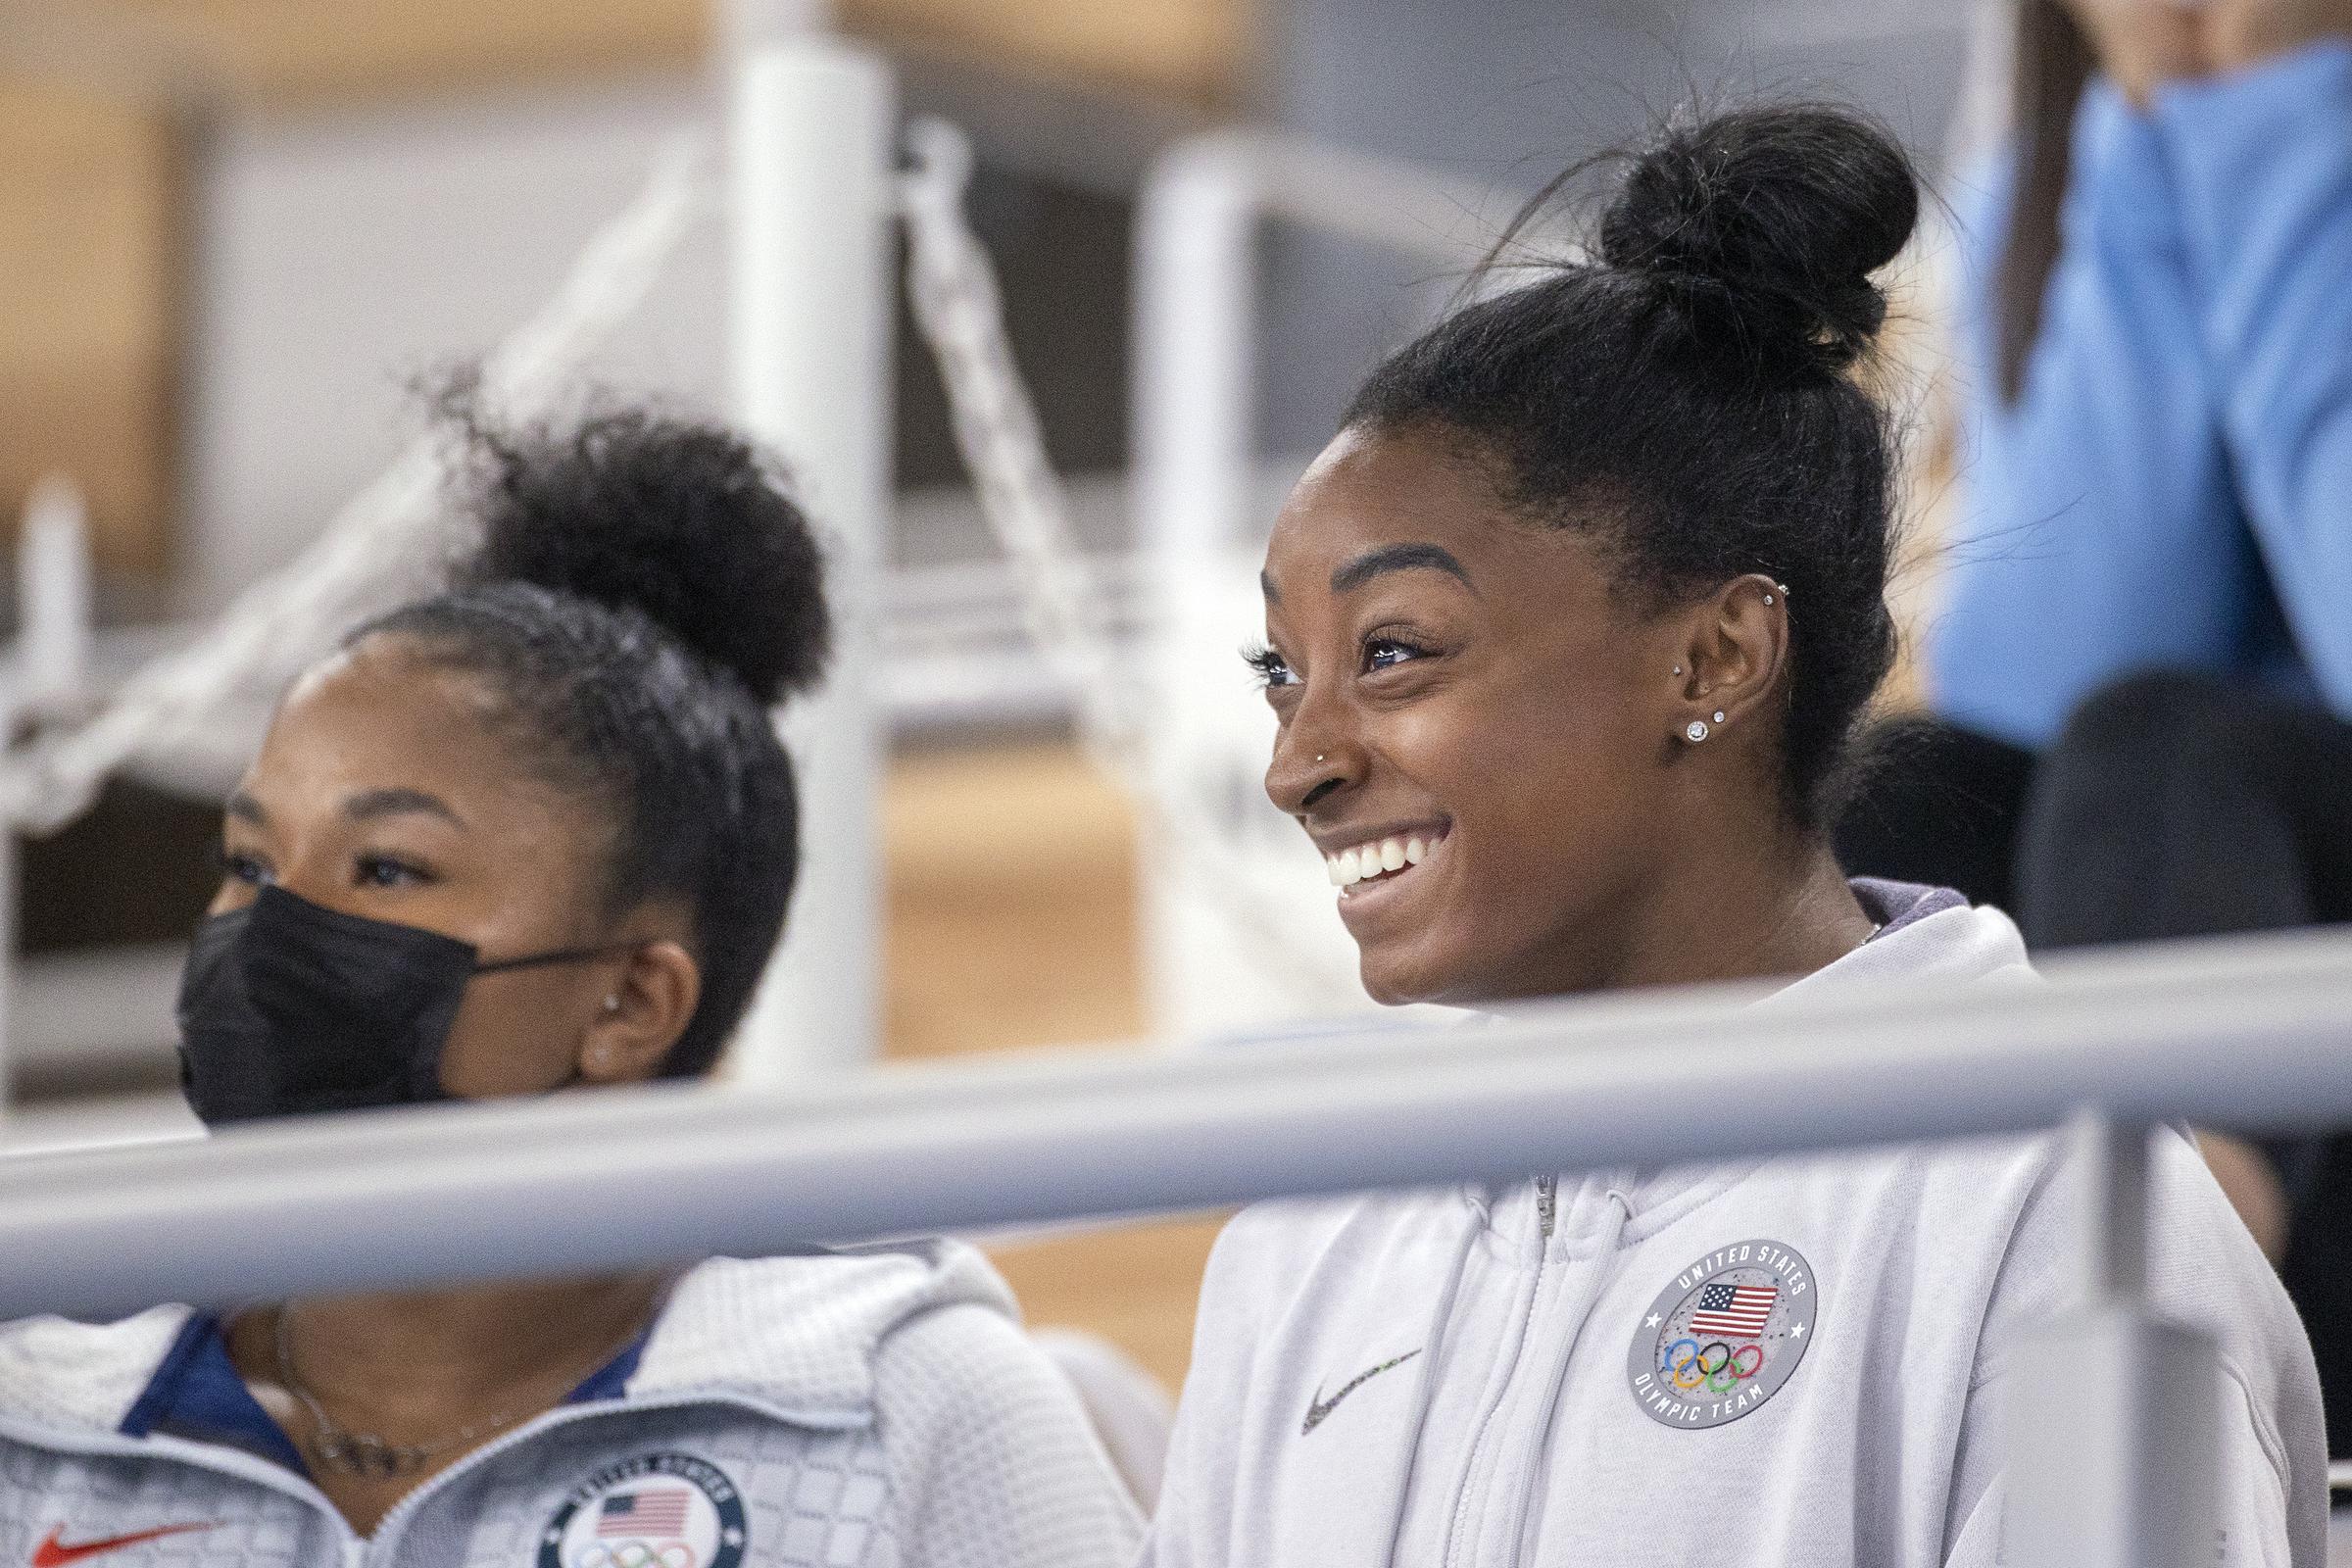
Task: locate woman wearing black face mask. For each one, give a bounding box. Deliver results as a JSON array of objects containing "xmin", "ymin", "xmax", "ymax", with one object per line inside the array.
[{"xmin": 0, "ymin": 405, "xmax": 1142, "ymax": 1564}]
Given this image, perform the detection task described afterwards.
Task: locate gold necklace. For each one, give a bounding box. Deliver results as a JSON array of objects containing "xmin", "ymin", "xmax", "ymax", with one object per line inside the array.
[{"xmin": 270, "ymin": 1301, "xmax": 652, "ymax": 1480}]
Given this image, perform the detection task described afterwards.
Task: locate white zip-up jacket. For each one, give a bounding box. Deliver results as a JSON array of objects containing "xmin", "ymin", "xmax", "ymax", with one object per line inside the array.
[
  {"xmin": 0, "ymin": 1241, "xmax": 1141, "ymax": 1568},
  {"xmin": 1142, "ymin": 883, "xmax": 2328, "ymax": 1567}
]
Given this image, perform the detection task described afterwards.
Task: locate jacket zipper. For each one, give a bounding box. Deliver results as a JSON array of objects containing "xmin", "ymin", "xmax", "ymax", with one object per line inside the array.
[
  {"xmin": 1440, "ymin": 1176, "xmax": 1557, "ymax": 1568},
  {"xmin": 0, "ymin": 1392, "xmax": 861, "ymax": 1565},
  {"xmin": 362, "ymin": 1392, "xmax": 855, "ymax": 1559}
]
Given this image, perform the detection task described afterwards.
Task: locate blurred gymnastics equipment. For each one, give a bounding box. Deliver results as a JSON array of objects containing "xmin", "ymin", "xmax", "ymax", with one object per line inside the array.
[{"xmin": 8, "ymin": 925, "xmax": 2351, "ymax": 1568}]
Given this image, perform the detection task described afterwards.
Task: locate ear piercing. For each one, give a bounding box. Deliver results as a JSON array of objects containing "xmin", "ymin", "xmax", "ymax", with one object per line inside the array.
[
  {"xmin": 1683, "ymin": 711, "xmax": 1727, "ymax": 744},
  {"xmin": 601, "ymin": 995, "xmax": 620, "ymax": 1015}
]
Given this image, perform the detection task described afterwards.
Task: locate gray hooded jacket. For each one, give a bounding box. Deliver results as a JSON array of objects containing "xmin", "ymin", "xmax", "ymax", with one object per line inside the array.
[
  {"xmin": 0, "ymin": 1241, "xmax": 1140, "ymax": 1568},
  {"xmin": 1142, "ymin": 884, "xmax": 2328, "ymax": 1567}
]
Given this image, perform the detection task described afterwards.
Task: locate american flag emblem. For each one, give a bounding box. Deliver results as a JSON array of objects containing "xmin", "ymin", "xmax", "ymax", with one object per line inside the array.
[
  {"xmin": 599, "ymin": 1488, "xmax": 693, "ymax": 1538},
  {"xmin": 1689, "ymin": 1282, "xmax": 1777, "ymax": 1338}
]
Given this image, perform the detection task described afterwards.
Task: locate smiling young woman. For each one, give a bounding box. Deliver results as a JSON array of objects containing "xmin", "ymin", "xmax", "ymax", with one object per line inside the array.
[
  {"xmin": 0, "ymin": 404, "xmax": 1141, "ymax": 1567},
  {"xmin": 1140, "ymin": 104, "xmax": 2327, "ymax": 1567}
]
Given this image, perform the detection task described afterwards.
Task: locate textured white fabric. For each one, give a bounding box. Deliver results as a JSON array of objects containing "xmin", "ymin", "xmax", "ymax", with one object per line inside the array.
[
  {"xmin": 1031, "ymin": 1327, "xmax": 1174, "ymax": 1511},
  {"xmin": 0, "ymin": 1242, "xmax": 1143, "ymax": 1568},
  {"xmin": 1142, "ymin": 892, "xmax": 2328, "ymax": 1568},
  {"xmin": 0, "ymin": 1305, "xmax": 188, "ymax": 1433}
]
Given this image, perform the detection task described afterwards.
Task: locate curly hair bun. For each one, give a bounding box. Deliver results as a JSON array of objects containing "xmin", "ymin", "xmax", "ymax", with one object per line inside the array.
[
  {"xmin": 1597, "ymin": 103, "xmax": 1918, "ymax": 376},
  {"xmin": 456, "ymin": 407, "xmax": 831, "ymax": 707}
]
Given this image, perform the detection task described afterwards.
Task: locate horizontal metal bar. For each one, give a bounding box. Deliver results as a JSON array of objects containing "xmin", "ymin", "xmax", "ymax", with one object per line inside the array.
[{"xmin": 2, "ymin": 925, "xmax": 2350, "ymax": 1321}]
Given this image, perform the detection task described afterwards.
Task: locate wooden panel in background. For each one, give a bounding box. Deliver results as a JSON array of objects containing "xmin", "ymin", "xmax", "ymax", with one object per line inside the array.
[
  {"xmin": 845, "ymin": 0, "xmax": 1250, "ymax": 107},
  {"xmin": 988, "ymin": 1213, "xmax": 1226, "ymax": 1392},
  {"xmin": 880, "ymin": 742, "xmax": 1222, "ymax": 1393},
  {"xmin": 882, "ymin": 742, "xmax": 1148, "ymax": 1058},
  {"xmin": 12, "ymin": 0, "xmax": 1247, "ymax": 108},
  {"xmin": 0, "ymin": 81, "xmax": 181, "ymax": 575},
  {"xmin": 74, "ymin": 0, "xmax": 713, "ymax": 105}
]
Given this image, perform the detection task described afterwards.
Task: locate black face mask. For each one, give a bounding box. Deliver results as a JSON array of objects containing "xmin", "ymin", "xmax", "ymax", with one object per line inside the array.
[{"xmin": 175, "ymin": 884, "xmax": 624, "ymax": 1127}]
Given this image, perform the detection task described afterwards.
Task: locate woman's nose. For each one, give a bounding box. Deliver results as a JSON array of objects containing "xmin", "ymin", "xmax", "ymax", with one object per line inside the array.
[{"xmin": 1266, "ymin": 703, "xmax": 1357, "ymax": 817}]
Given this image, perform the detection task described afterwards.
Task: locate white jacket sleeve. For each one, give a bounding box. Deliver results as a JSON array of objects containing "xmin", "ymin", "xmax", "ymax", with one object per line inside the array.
[
  {"xmin": 872, "ymin": 1302, "xmax": 1144, "ymax": 1568},
  {"xmin": 1939, "ymin": 1129, "xmax": 2323, "ymax": 1567}
]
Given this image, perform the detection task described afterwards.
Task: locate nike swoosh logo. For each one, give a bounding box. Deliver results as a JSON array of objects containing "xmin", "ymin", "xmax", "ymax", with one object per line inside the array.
[
  {"xmin": 1301, "ymin": 1348, "xmax": 1423, "ymax": 1435},
  {"xmin": 32, "ymin": 1525, "xmax": 217, "ymax": 1567}
]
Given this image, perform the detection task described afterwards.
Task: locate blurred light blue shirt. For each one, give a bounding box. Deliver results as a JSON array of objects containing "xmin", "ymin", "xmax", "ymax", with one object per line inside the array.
[{"xmin": 1930, "ymin": 43, "xmax": 2352, "ymax": 747}]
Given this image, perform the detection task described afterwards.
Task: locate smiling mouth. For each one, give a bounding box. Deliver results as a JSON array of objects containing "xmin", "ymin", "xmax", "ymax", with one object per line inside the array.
[{"xmin": 1324, "ymin": 828, "xmax": 1446, "ymax": 895}]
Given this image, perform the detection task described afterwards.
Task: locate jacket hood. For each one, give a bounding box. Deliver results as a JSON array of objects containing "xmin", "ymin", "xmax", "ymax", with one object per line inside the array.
[
  {"xmin": 1768, "ymin": 879, "xmax": 2034, "ymax": 1001},
  {"xmin": 0, "ymin": 1238, "xmax": 1017, "ymax": 1440}
]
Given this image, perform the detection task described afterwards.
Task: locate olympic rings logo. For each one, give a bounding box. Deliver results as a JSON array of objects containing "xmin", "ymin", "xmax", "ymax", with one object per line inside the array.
[
  {"xmin": 572, "ymin": 1544, "xmax": 698, "ymax": 1568},
  {"xmin": 1658, "ymin": 1338, "xmax": 1764, "ymax": 1395}
]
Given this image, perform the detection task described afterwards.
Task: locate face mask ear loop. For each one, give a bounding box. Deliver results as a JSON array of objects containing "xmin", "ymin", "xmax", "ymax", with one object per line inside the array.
[{"xmin": 471, "ymin": 940, "xmax": 642, "ymax": 977}]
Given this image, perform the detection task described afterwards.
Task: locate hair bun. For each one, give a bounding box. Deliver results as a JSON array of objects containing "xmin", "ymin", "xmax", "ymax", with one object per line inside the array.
[
  {"xmin": 454, "ymin": 405, "xmax": 830, "ymax": 707},
  {"xmin": 1597, "ymin": 104, "xmax": 1918, "ymax": 375}
]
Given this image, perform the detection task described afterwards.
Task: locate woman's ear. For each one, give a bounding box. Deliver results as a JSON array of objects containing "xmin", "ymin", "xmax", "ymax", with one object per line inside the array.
[
  {"xmin": 579, "ymin": 939, "xmax": 702, "ymax": 1085},
  {"xmin": 1670, "ymin": 574, "xmax": 1791, "ymax": 741}
]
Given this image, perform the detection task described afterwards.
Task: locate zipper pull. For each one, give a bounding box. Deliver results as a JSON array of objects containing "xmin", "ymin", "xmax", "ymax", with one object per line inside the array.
[{"xmin": 1537, "ymin": 1175, "xmax": 1556, "ymax": 1241}]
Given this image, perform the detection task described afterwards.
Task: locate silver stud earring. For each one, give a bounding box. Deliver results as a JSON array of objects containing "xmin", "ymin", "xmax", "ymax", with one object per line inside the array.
[
  {"xmin": 1684, "ymin": 718, "xmax": 1710, "ymax": 743},
  {"xmin": 602, "ymin": 995, "xmax": 621, "ymax": 1015},
  {"xmin": 1762, "ymin": 592, "xmax": 1774, "ymax": 606},
  {"xmin": 1672, "ymin": 664, "xmax": 1684, "ymax": 677},
  {"xmin": 1713, "ymin": 710, "xmax": 1726, "ymax": 724}
]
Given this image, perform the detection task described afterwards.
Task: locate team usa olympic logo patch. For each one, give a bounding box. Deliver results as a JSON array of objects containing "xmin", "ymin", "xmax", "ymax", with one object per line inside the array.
[
  {"xmin": 1626, "ymin": 1238, "xmax": 1818, "ymax": 1429},
  {"xmin": 538, "ymin": 1452, "xmax": 748, "ymax": 1568}
]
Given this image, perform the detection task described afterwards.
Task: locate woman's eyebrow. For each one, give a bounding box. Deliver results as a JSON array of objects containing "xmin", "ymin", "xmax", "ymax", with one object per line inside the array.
[
  {"xmin": 343, "ymin": 787, "xmax": 466, "ymax": 829},
  {"xmin": 1330, "ymin": 542, "xmax": 1477, "ymax": 596}
]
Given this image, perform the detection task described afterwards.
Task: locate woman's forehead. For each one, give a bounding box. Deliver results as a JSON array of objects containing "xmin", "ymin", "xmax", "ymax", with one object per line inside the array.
[
  {"xmin": 1265, "ymin": 427, "xmax": 1610, "ymax": 607},
  {"xmin": 249, "ymin": 645, "xmax": 559, "ymax": 825}
]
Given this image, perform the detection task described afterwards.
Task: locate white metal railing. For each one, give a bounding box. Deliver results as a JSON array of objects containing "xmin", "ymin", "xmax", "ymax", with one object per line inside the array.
[
  {"xmin": 2, "ymin": 923, "xmax": 2347, "ymax": 1318},
  {"xmin": 11, "ymin": 924, "xmax": 2341, "ymax": 1567}
]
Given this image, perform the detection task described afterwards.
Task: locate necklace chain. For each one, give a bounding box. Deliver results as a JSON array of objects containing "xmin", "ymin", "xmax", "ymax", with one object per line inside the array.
[{"xmin": 271, "ymin": 1301, "xmax": 654, "ymax": 1481}]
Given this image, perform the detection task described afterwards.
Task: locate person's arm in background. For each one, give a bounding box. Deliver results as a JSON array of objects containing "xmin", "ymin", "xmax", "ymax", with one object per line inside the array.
[
  {"xmin": 1928, "ymin": 13, "xmax": 2258, "ymax": 749},
  {"xmin": 2154, "ymin": 7, "xmax": 2352, "ymax": 708}
]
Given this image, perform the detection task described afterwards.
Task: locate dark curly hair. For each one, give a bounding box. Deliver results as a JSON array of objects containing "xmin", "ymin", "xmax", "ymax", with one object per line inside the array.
[
  {"xmin": 1346, "ymin": 101, "xmax": 1917, "ymax": 826},
  {"xmin": 355, "ymin": 402, "xmax": 830, "ymax": 1076}
]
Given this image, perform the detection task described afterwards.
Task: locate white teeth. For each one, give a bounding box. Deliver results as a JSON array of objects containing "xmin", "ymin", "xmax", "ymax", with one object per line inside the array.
[{"xmin": 1324, "ymin": 831, "xmax": 1444, "ymax": 891}]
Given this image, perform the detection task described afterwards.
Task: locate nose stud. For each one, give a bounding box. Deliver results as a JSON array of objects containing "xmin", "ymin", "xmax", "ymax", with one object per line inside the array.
[{"xmin": 1315, "ymin": 755, "xmax": 1326, "ymax": 764}]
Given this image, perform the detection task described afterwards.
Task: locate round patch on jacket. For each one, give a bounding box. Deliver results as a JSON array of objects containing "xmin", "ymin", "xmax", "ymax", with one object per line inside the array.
[
  {"xmin": 1626, "ymin": 1238, "xmax": 1817, "ymax": 1429},
  {"xmin": 538, "ymin": 1451, "xmax": 747, "ymax": 1568}
]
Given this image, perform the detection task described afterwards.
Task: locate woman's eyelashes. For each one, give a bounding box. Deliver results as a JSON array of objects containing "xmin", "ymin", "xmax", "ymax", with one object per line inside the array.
[
  {"xmin": 213, "ymin": 842, "xmax": 436, "ymax": 891},
  {"xmin": 1243, "ymin": 643, "xmax": 1296, "ymax": 690},
  {"xmin": 1245, "ymin": 632, "xmax": 1441, "ymax": 694},
  {"xmin": 1362, "ymin": 635, "xmax": 1432, "ymax": 673},
  {"xmin": 354, "ymin": 852, "xmax": 436, "ymax": 890},
  {"xmin": 217, "ymin": 843, "xmax": 272, "ymax": 887}
]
